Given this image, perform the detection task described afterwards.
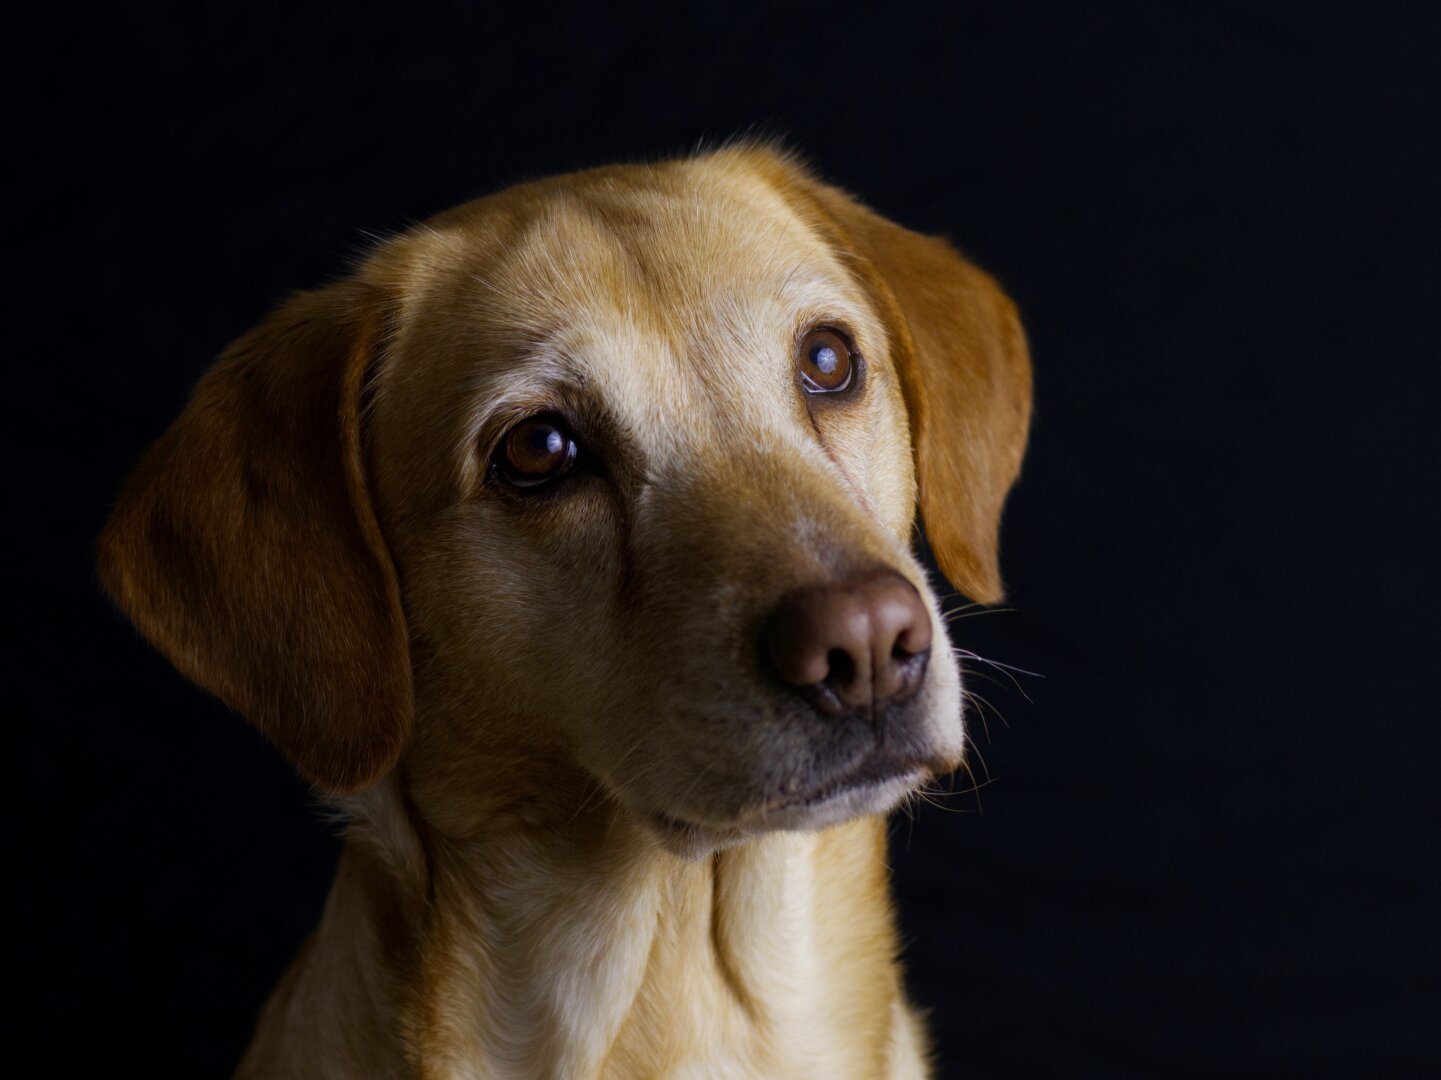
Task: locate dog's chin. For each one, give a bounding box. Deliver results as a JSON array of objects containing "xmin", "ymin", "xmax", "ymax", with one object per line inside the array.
[{"xmin": 642, "ymin": 763, "xmax": 928, "ymax": 862}]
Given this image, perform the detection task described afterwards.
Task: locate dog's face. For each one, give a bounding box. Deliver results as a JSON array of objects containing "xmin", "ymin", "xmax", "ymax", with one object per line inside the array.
[
  {"xmin": 98, "ymin": 147, "xmax": 1031, "ymax": 856},
  {"xmin": 375, "ymin": 160, "xmax": 958, "ymax": 850}
]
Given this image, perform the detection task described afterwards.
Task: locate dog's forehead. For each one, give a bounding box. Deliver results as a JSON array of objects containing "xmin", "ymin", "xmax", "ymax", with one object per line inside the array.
[{"xmin": 399, "ymin": 161, "xmax": 878, "ymax": 452}]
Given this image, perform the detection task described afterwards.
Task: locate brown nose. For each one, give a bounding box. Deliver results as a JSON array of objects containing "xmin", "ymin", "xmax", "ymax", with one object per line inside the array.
[{"xmin": 763, "ymin": 570, "xmax": 933, "ymax": 715}]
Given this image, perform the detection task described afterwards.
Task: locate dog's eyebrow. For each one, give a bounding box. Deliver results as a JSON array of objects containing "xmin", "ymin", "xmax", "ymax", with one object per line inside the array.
[{"xmin": 465, "ymin": 356, "xmax": 587, "ymax": 427}]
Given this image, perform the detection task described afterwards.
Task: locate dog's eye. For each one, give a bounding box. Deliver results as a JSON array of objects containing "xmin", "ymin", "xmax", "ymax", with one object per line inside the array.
[
  {"xmin": 494, "ymin": 415, "xmax": 579, "ymax": 490},
  {"xmin": 798, "ymin": 327, "xmax": 855, "ymax": 394}
]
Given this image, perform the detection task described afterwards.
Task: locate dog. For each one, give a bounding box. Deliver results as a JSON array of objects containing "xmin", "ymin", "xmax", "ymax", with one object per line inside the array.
[{"xmin": 99, "ymin": 144, "xmax": 1031, "ymax": 1078}]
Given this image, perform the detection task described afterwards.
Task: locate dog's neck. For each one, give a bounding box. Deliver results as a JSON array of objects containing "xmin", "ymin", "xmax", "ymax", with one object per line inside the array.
[{"xmin": 236, "ymin": 774, "xmax": 922, "ymax": 1078}]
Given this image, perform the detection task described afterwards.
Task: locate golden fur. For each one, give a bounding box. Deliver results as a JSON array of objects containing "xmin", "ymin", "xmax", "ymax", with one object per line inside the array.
[{"xmin": 99, "ymin": 145, "xmax": 1031, "ymax": 1077}]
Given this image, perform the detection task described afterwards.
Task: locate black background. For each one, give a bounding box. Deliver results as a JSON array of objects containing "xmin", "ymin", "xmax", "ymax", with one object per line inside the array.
[{"xmin": 10, "ymin": 3, "xmax": 1440, "ymax": 1076}]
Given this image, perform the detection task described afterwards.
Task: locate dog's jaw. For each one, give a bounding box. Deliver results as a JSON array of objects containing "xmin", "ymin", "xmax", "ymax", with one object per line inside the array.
[{"xmin": 643, "ymin": 764, "xmax": 931, "ymax": 861}]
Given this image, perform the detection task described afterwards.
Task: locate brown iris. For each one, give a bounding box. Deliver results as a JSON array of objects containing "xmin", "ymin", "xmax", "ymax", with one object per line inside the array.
[
  {"xmin": 798, "ymin": 326, "xmax": 855, "ymax": 393},
  {"xmin": 494, "ymin": 414, "xmax": 578, "ymax": 489}
]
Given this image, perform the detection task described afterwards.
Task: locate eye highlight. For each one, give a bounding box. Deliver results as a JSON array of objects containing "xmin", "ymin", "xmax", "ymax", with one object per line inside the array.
[
  {"xmin": 798, "ymin": 326, "xmax": 855, "ymax": 394},
  {"xmin": 493, "ymin": 414, "xmax": 579, "ymax": 490}
]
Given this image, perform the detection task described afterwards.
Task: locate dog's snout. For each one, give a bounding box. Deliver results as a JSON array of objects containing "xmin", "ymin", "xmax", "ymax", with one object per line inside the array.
[{"xmin": 763, "ymin": 570, "xmax": 933, "ymax": 715}]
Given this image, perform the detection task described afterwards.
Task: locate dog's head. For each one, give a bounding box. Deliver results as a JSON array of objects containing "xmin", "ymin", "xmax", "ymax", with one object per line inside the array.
[{"xmin": 99, "ymin": 147, "xmax": 1030, "ymax": 855}]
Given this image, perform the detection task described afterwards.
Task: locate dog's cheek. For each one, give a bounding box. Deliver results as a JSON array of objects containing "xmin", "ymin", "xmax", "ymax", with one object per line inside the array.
[{"xmin": 401, "ymin": 494, "xmax": 632, "ymax": 720}]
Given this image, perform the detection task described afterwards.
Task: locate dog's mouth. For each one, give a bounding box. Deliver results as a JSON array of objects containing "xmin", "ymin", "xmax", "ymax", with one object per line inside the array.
[
  {"xmin": 645, "ymin": 754, "xmax": 930, "ymax": 859},
  {"xmin": 759, "ymin": 754, "xmax": 923, "ymax": 816}
]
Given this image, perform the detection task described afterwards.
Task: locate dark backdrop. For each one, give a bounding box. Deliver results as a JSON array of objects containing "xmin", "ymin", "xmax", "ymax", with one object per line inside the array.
[{"xmin": 10, "ymin": 3, "xmax": 1439, "ymax": 1076}]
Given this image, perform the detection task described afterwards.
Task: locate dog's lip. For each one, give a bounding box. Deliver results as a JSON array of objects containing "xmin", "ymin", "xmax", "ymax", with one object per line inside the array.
[
  {"xmin": 650, "ymin": 753, "xmax": 933, "ymax": 842},
  {"xmin": 758, "ymin": 755, "xmax": 923, "ymax": 816}
]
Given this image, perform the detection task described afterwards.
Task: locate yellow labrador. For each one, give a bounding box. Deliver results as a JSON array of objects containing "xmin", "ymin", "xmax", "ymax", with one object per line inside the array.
[{"xmin": 99, "ymin": 144, "xmax": 1031, "ymax": 1078}]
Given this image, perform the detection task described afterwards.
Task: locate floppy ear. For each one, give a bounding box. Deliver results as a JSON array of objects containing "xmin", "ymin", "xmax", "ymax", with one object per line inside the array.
[
  {"xmin": 97, "ymin": 283, "xmax": 412, "ymax": 793},
  {"xmin": 764, "ymin": 157, "xmax": 1033, "ymax": 603}
]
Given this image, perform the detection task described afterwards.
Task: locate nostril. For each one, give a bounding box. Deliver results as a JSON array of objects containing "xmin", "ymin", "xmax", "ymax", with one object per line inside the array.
[
  {"xmin": 825, "ymin": 648, "xmax": 856, "ymax": 690},
  {"xmin": 883, "ymin": 597, "xmax": 932, "ymax": 658},
  {"xmin": 891, "ymin": 625, "xmax": 929, "ymax": 670}
]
